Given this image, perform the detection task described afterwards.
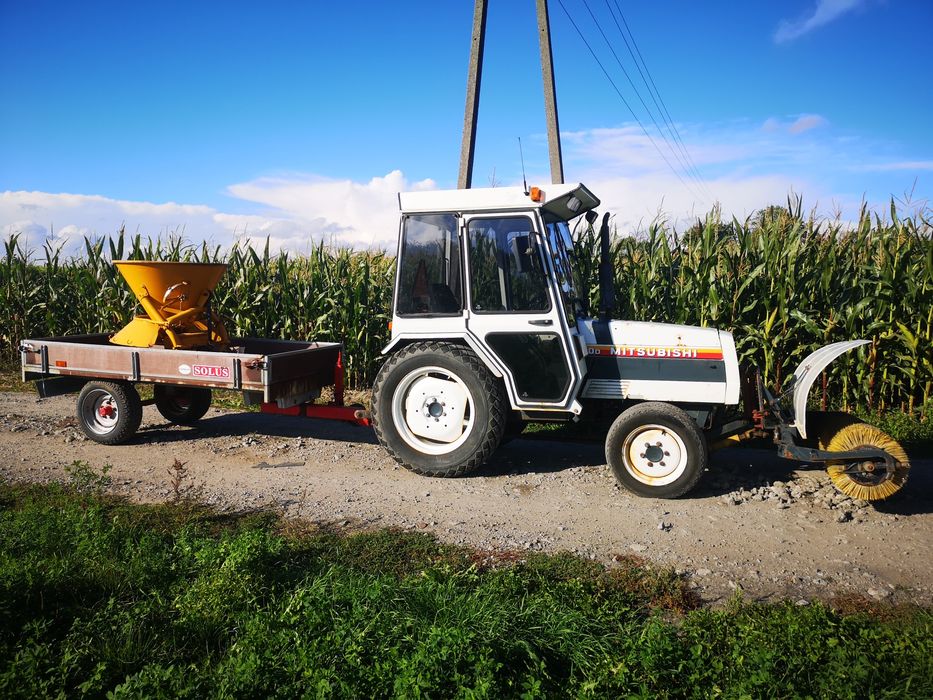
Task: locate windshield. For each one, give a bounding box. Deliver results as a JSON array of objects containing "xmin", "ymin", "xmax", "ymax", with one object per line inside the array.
[{"xmin": 545, "ymin": 220, "xmax": 580, "ymax": 323}]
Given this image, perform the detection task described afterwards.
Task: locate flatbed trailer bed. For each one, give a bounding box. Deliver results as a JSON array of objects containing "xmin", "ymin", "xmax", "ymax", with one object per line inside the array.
[{"xmin": 19, "ymin": 334, "xmax": 369, "ymax": 444}]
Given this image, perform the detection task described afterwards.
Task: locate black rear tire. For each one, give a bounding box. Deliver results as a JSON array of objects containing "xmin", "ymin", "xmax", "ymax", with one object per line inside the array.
[
  {"xmin": 372, "ymin": 342, "xmax": 507, "ymax": 477},
  {"xmin": 606, "ymin": 401, "xmax": 707, "ymax": 498},
  {"xmin": 76, "ymin": 380, "xmax": 143, "ymax": 445},
  {"xmin": 154, "ymin": 385, "xmax": 212, "ymax": 425},
  {"xmin": 500, "ymin": 413, "xmax": 526, "ymax": 445}
]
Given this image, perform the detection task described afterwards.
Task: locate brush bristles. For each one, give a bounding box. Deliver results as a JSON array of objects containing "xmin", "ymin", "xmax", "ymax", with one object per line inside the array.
[{"xmin": 823, "ymin": 423, "xmax": 909, "ymax": 501}]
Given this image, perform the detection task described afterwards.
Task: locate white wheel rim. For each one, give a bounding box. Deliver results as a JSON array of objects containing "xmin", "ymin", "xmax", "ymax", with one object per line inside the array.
[
  {"xmin": 621, "ymin": 424, "xmax": 688, "ymax": 486},
  {"xmin": 82, "ymin": 389, "xmax": 119, "ymax": 436},
  {"xmin": 391, "ymin": 365, "xmax": 475, "ymax": 455}
]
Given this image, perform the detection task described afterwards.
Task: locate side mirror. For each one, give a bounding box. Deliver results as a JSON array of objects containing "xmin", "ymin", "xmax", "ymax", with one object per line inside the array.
[{"xmin": 585, "ymin": 210, "xmax": 599, "ymax": 225}]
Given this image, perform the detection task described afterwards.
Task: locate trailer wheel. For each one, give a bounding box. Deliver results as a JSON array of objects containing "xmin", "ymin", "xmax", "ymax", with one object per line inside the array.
[
  {"xmin": 76, "ymin": 380, "xmax": 143, "ymax": 445},
  {"xmin": 154, "ymin": 385, "xmax": 212, "ymax": 425},
  {"xmin": 606, "ymin": 402, "xmax": 707, "ymax": 498},
  {"xmin": 372, "ymin": 342, "xmax": 507, "ymax": 477}
]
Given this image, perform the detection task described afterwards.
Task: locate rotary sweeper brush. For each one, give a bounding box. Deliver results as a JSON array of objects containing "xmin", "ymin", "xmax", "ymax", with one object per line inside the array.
[
  {"xmin": 807, "ymin": 411, "xmax": 910, "ymax": 501},
  {"xmin": 18, "ymin": 185, "xmax": 911, "ymax": 504}
]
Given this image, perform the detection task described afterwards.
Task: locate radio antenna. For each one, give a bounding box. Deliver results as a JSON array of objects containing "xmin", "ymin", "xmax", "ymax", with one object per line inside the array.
[{"xmin": 518, "ymin": 137, "xmax": 529, "ymax": 194}]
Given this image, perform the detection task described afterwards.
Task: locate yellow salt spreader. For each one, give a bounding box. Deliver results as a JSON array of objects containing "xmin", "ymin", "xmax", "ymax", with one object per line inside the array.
[{"xmin": 110, "ymin": 260, "xmax": 230, "ymax": 350}]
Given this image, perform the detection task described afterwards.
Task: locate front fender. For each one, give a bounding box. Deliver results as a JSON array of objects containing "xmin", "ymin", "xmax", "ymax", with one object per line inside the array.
[{"xmin": 788, "ymin": 340, "xmax": 869, "ymax": 439}]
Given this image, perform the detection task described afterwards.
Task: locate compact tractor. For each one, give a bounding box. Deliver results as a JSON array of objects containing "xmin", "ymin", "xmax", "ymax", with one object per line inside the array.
[{"xmin": 369, "ymin": 182, "xmax": 909, "ymax": 501}]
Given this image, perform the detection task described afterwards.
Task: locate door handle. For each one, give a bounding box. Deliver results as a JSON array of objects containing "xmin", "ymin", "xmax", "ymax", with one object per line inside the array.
[{"xmin": 528, "ymin": 319, "xmax": 553, "ymax": 326}]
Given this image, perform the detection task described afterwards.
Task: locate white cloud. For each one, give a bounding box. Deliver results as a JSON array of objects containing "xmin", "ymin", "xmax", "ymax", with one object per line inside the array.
[
  {"xmin": 761, "ymin": 117, "xmax": 782, "ymax": 133},
  {"xmin": 853, "ymin": 160, "xmax": 933, "ymax": 172},
  {"xmin": 226, "ymin": 170, "xmax": 436, "ymax": 249},
  {"xmin": 760, "ymin": 114, "xmax": 829, "ymax": 135},
  {"xmin": 788, "ymin": 114, "xmax": 829, "ymax": 134},
  {"xmin": 582, "ymin": 172, "xmax": 814, "ymax": 234},
  {"xmin": 0, "ymin": 171, "xmax": 438, "ymax": 257},
  {"xmin": 559, "ymin": 119, "xmax": 925, "ymax": 230},
  {"xmin": 565, "ymin": 121, "xmax": 816, "ymax": 181},
  {"xmin": 562, "ymin": 124, "xmax": 750, "ymax": 178},
  {"xmin": 0, "ymin": 190, "xmax": 299, "ymax": 257},
  {"xmin": 774, "ymin": 0, "xmax": 867, "ymax": 43}
]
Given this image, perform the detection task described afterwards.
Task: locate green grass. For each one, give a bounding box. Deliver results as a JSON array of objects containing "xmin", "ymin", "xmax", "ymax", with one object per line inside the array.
[
  {"xmin": 1, "ymin": 480, "xmax": 931, "ymax": 698},
  {"xmin": 0, "ymin": 362, "xmax": 28, "ymax": 394}
]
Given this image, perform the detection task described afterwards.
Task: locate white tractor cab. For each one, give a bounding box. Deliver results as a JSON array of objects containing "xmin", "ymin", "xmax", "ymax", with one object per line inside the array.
[{"xmin": 371, "ymin": 183, "xmax": 909, "ymax": 500}]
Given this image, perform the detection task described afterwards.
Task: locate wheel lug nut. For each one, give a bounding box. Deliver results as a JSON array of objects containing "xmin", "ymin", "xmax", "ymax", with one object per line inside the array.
[
  {"xmin": 659, "ymin": 461, "xmax": 666, "ymax": 467},
  {"xmin": 664, "ymin": 451, "xmax": 670, "ymax": 456},
  {"xmin": 639, "ymin": 453, "xmax": 646, "ymax": 458},
  {"xmin": 656, "ymin": 441, "xmax": 662, "ymax": 447}
]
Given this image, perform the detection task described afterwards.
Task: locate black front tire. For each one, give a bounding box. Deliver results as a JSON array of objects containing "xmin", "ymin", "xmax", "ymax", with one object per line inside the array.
[
  {"xmin": 154, "ymin": 385, "xmax": 212, "ymax": 425},
  {"xmin": 606, "ymin": 401, "xmax": 707, "ymax": 498},
  {"xmin": 372, "ymin": 342, "xmax": 507, "ymax": 477},
  {"xmin": 76, "ymin": 380, "xmax": 143, "ymax": 445}
]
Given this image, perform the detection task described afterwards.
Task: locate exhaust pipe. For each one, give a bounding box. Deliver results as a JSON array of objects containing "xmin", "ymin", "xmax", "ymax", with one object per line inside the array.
[{"xmin": 597, "ymin": 212, "xmax": 613, "ymax": 321}]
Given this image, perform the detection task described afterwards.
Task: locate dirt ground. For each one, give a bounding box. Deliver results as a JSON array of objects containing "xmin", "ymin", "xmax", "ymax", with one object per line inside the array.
[{"xmin": 1, "ymin": 390, "xmax": 930, "ymax": 605}]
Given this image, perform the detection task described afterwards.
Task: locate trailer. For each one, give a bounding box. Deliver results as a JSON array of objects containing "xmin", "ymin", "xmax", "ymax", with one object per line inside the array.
[{"xmin": 20, "ymin": 334, "xmax": 369, "ymax": 445}]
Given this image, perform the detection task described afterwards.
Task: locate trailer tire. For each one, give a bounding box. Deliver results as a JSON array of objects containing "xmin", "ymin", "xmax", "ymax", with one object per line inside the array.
[
  {"xmin": 154, "ymin": 385, "xmax": 212, "ymax": 425},
  {"xmin": 606, "ymin": 402, "xmax": 707, "ymax": 499},
  {"xmin": 76, "ymin": 380, "xmax": 143, "ymax": 445},
  {"xmin": 372, "ymin": 342, "xmax": 507, "ymax": 477}
]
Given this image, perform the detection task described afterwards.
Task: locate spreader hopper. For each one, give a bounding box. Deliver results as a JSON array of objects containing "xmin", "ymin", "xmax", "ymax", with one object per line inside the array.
[{"xmin": 110, "ymin": 261, "xmax": 229, "ymax": 349}]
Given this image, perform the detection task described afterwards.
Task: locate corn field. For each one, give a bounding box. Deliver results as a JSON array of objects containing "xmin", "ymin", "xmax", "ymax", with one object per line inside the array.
[{"xmin": 1, "ymin": 201, "xmax": 930, "ymax": 415}]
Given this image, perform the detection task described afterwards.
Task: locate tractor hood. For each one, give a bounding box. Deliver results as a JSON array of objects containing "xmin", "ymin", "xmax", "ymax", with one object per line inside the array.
[{"xmin": 576, "ymin": 319, "xmax": 741, "ymax": 405}]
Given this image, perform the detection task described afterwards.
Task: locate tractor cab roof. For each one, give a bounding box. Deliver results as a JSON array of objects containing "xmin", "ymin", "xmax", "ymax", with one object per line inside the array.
[{"xmin": 398, "ymin": 183, "xmax": 599, "ymax": 222}]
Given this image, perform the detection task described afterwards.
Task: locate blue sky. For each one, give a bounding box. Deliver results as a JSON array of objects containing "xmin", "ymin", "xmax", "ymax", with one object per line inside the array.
[{"xmin": 1, "ymin": 0, "xmax": 931, "ymax": 251}]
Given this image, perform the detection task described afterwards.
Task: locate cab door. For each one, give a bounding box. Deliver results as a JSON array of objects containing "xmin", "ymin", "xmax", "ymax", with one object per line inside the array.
[{"xmin": 463, "ymin": 213, "xmax": 578, "ymax": 409}]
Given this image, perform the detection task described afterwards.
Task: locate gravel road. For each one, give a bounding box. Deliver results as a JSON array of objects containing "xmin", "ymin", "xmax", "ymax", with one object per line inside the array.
[{"xmin": 1, "ymin": 391, "xmax": 930, "ymax": 605}]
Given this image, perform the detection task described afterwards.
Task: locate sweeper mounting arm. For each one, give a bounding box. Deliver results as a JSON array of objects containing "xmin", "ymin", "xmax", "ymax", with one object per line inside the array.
[{"xmin": 731, "ymin": 344, "xmax": 908, "ymax": 500}]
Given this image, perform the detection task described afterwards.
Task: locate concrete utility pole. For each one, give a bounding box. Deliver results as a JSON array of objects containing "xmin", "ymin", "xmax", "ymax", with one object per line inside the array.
[
  {"xmin": 458, "ymin": 0, "xmax": 487, "ymax": 189},
  {"xmin": 536, "ymin": 0, "xmax": 564, "ymax": 185},
  {"xmin": 458, "ymin": 0, "xmax": 564, "ymax": 188}
]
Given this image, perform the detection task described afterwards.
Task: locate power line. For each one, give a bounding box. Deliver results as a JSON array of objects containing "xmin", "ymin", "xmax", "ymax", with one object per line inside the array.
[
  {"xmin": 603, "ymin": 2, "xmax": 713, "ymax": 199},
  {"xmin": 608, "ymin": 0, "xmax": 714, "ymax": 199},
  {"xmin": 553, "ymin": 0, "xmax": 705, "ymax": 202},
  {"xmin": 578, "ymin": 0, "xmax": 706, "ymax": 199}
]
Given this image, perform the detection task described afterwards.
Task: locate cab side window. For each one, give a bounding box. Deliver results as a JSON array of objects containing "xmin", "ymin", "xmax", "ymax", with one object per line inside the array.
[
  {"xmin": 396, "ymin": 214, "xmax": 462, "ymax": 316},
  {"xmin": 467, "ymin": 217, "xmax": 549, "ymax": 313}
]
